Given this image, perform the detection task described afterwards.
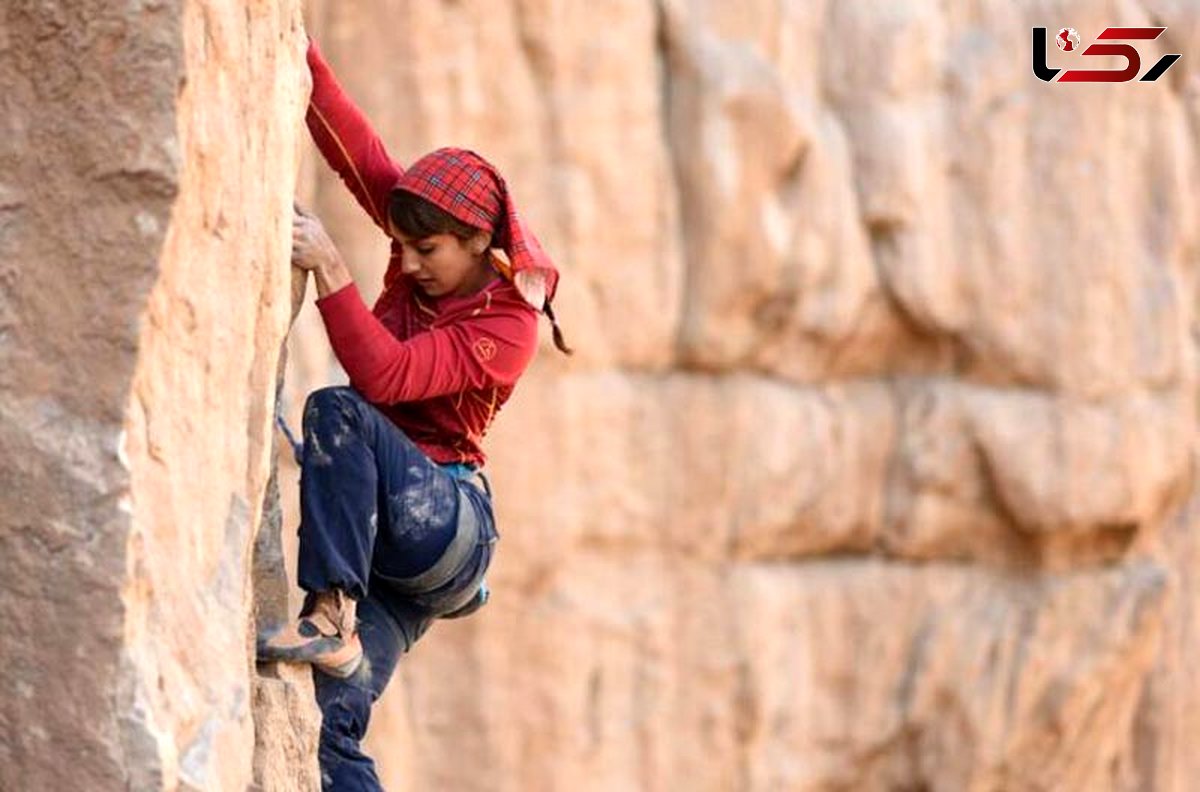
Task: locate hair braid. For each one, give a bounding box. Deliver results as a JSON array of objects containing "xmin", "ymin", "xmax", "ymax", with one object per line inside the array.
[{"xmin": 543, "ymin": 300, "xmax": 573, "ymax": 355}]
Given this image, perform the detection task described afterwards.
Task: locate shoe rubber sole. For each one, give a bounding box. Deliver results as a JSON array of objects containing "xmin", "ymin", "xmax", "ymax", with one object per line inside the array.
[{"xmin": 257, "ymin": 623, "xmax": 364, "ymax": 679}]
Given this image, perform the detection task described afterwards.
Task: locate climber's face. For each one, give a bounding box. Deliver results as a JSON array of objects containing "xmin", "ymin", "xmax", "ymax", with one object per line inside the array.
[{"xmin": 392, "ymin": 226, "xmax": 494, "ymax": 299}]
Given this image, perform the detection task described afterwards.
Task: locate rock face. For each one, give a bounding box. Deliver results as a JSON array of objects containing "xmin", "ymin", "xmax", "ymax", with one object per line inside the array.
[
  {"xmin": 285, "ymin": 2, "xmax": 1200, "ymax": 791},
  {"xmin": 0, "ymin": 2, "xmax": 313, "ymax": 790}
]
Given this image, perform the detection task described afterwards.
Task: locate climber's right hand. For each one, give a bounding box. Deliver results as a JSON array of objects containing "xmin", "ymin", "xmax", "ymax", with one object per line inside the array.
[{"xmin": 292, "ymin": 204, "xmax": 352, "ymax": 298}]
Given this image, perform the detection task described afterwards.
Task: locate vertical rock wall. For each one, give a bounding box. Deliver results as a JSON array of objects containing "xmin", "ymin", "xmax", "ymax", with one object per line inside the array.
[
  {"xmin": 288, "ymin": 2, "xmax": 1200, "ymax": 791},
  {"xmin": 0, "ymin": 2, "xmax": 311, "ymax": 789}
]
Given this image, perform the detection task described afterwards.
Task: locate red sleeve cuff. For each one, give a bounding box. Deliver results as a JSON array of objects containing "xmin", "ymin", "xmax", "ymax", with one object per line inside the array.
[
  {"xmin": 315, "ymin": 280, "xmax": 358, "ymax": 309},
  {"xmin": 315, "ymin": 281, "xmax": 366, "ymax": 338},
  {"xmin": 314, "ymin": 281, "xmax": 387, "ymax": 391}
]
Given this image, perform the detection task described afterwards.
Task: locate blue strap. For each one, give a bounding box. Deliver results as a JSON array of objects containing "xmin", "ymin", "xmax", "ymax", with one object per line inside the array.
[
  {"xmin": 275, "ymin": 413, "xmax": 304, "ymax": 465},
  {"xmin": 439, "ymin": 461, "xmax": 479, "ymax": 480}
]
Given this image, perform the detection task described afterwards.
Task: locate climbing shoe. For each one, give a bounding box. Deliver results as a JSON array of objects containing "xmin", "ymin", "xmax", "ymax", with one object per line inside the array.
[{"xmin": 257, "ymin": 589, "xmax": 363, "ymax": 678}]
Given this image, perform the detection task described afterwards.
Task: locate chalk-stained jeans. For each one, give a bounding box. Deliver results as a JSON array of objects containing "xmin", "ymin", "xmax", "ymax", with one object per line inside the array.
[{"xmin": 297, "ymin": 386, "xmax": 497, "ymax": 791}]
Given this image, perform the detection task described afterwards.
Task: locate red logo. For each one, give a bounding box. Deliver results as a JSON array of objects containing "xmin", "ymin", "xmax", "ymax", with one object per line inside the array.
[
  {"xmin": 473, "ymin": 337, "xmax": 497, "ymax": 362},
  {"xmin": 1033, "ymin": 27, "xmax": 1181, "ymax": 83}
]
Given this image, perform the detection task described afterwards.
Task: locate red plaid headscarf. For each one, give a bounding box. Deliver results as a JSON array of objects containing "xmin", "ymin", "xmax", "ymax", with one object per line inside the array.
[{"xmin": 394, "ymin": 148, "xmax": 560, "ymax": 312}]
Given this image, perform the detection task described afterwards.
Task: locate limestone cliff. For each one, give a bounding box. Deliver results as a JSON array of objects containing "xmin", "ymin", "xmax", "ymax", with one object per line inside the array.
[{"xmin": 0, "ymin": 2, "xmax": 315, "ymax": 789}]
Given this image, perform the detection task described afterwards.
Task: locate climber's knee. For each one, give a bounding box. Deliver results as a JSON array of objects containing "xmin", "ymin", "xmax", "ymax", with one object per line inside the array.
[
  {"xmin": 304, "ymin": 385, "xmax": 363, "ymax": 424},
  {"xmin": 302, "ymin": 386, "xmax": 372, "ymax": 441}
]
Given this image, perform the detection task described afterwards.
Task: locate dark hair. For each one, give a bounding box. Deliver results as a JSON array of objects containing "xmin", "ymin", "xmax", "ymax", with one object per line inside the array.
[
  {"xmin": 389, "ymin": 189, "xmax": 574, "ymax": 356},
  {"xmin": 543, "ymin": 300, "xmax": 573, "ymax": 356},
  {"xmin": 388, "ymin": 188, "xmax": 486, "ymax": 241}
]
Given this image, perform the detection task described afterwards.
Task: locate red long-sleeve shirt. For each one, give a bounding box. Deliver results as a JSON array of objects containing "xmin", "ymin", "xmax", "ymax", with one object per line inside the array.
[{"xmin": 307, "ymin": 39, "xmax": 539, "ymax": 466}]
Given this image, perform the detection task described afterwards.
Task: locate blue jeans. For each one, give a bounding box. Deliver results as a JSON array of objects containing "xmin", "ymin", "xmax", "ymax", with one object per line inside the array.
[{"xmin": 297, "ymin": 386, "xmax": 497, "ymax": 791}]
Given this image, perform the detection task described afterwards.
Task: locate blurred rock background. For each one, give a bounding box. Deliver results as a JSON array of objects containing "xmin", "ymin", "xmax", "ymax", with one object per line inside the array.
[{"xmin": 283, "ymin": 1, "xmax": 1200, "ymax": 790}]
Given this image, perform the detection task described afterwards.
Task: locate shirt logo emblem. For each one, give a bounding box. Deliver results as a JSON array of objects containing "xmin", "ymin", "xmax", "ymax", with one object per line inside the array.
[{"xmin": 473, "ymin": 337, "xmax": 498, "ymax": 362}]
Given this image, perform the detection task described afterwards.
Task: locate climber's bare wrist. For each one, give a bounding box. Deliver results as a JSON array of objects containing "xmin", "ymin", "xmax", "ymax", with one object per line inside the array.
[{"xmin": 314, "ymin": 258, "xmax": 352, "ymax": 298}]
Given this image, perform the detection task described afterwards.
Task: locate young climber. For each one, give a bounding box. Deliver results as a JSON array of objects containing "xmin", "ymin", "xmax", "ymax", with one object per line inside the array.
[{"xmin": 256, "ymin": 37, "xmax": 570, "ymax": 789}]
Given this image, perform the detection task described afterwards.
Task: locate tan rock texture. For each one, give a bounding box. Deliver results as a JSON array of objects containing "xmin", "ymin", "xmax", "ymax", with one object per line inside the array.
[
  {"xmin": 281, "ymin": 2, "xmax": 1200, "ymax": 791},
  {"xmin": 0, "ymin": 2, "xmax": 314, "ymax": 790}
]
